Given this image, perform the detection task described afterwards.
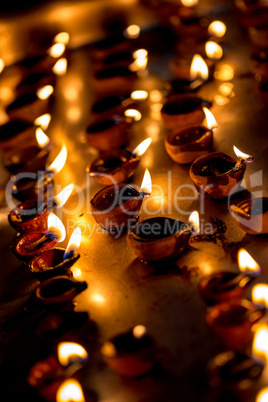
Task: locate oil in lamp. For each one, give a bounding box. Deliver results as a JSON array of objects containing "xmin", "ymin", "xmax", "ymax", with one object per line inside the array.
[
  {"xmin": 90, "ymin": 169, "xmax": 152, "ymax": 232},
  {"xmin": 29, "ymin": 226, "xmax": 82, "ymax": 281},
  {"xmin": 86, "ymin": 138, "xmax": 152, "ymax": 185},
  {"xmin": 198, "ymin": 248, "xmax": 261, "ymax": 304},
  {"xmin": 164, "ymin": 107, "xmax": 217, "ymax": 164},
  {"xmin": 101, "ymin": 325, "xmax": 155, "ymax": 377},
  {"xmin": 231, "ymin": 197, "xmax": 268, "ymax": 235},
  {"xmin": 127, "ymin": 211, "xmax": 199, "ymax": 263},
  {"xmin": 189, "ymin": 145, "xmax": 254, "ymax": 199}
]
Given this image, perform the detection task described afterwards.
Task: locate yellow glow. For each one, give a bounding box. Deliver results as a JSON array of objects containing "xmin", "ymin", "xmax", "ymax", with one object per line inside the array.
[
  {"xmin": 219, "ymin": 82, "xmax": 234, "ymax": 96},
  {"xmin": 37, "ymin": 85, "xmax": 54, "ymax": 100},
  {"xmin": 130, "ymin": 49, "xmax": 148, "ymax": 71},
  {"xmin": 35, "ymin": 127, "xmax": 50, "ymax": 148},
  {"xmin": 188, "ymin": 211, "xmax": 200, "ymax": 234},
  {"xmin": 72, "ymin": 267, "xmax": 82, "ymax": 279},
  {"xmin": 214, "ymin": 95, "xmax": 229, "ymax": 106},
  {"xmin": 208, "ymin": 20, "xmax": 227, "ymax": 38},
  {"xmin": 0, "ymin": 58, "xmax": 5, "ymax": 73},
  {"xmin": 54, "ymin": 183, "xmax": 74, "ymax": 207},
  {"xmin": 181, "ymin": 0, "xmax": 198, "ymax": 5},
  {"xmin": 141, "ymin": 169, "xmax": 152, "ymax": 194},
  {"xmin": 190, "ymin": 54, "xmax": 209, "ymax": 81},
  {"xmin": 64, "ymin": 227, "xmax": 81, "ymax": 258},
  {"xmin": 52, "ymin": 58, "xmax": 67, "ymax": 76},
  {"xmin": 54, "ymin": 32, "xmax": 70, "ymax": 45},
  {"xmin": 238, "ymin": 248, "xmax": 260, "ymax": 276},
  {"xmin": 252, "ymin": 284, "xmax": 268, "ymax": 308},
  {"xmin": 47, "ymin": 212, "xmax": 66, "ymax": 242},
  {"xmin": 233, "ymin": 145, "xmax": 253, "ymax": 162},
  {"xmin": 56, "ymin": 379, "xmax": 85, "ymax": 402},
  {"xmin": 47, "ymin": 145, "xmax": 67, "ymax": 174},
  {"xmin": 66, "ymin": 106, "xmax": 82, "ymax": 122},
  {"xmin": 124, "ymin": 109, "xmax": 142, "ymax": 122},
  {"xmin": 49, "ymin": 43, "xmax": 65, "ymax": 58},
  {"xmin": 257, "ymin": 387, "xmax": 268, "ymax": 402},
  {"xmin": 101, "ymin": 342, "xmax": 117, "ymax": 357},
  {"xmin": 133, "ymin": 49, "xmax": 148, "ymax": 59},
  {"xmin": 133, "ymin": 325, "xmax": 146, "ymax": 338},
  {"xmin": 130, "ymin": 90, "xmax": 148, "ymax": 101},
  {"xmin": 133, "ymin": 138, "xmax": 152, "ymax": 157},
  {"xmin": 252, "ymin": 323, "xmax": 268, "ymax": 362},
  {"xmin": 124, "ymin": 24, "xmax": 140, "ymax": 39},
  {"xmin": 57, "ymin": 342, "xmax": 88, "ymax": 366},
  {"xmin": 34, "ymin": 113, "xmax": 51, "ymax": 130},
  {"xmin": 214, "ymin": 64, "xmax": 234, "ymax": 81},
  {"xmin": 203, "ymin": 107, "xmax": 218, "ymax": 130},
  {"xmin": 149, "ymin": 89, "xmax": 163, "ymax": 102},
  {"xmin": 91, "ymin": 293, "xmax": 105, "ymax": 304},
  {"xmin": 205, "ymin": 41, "xmax": 223, "ymax": 60}
]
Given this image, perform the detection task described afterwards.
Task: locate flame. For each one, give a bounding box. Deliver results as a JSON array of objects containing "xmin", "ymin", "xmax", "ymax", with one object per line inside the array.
[
  {"xmin": 35, "ymin": 127, "xmax": 50, "ymax": 148},
  {"xmin": 57, "ymin": 342, "xmax": 88, "ymax": 366},
  {"xmin": 37, "ymin": 85, "xmax": 54, "ymax": 100},
  {"xmin": 208, "ymin": 20, "xmax": 227, "ymax": 38},
  {"xmin": 140, "ymin": 169, "xmax": 152, "ymax": 194},
  {"xmin": 188, "ymin": 211, "xmax": 200, "ymax": 234},
  {"xmin": 133, "ymin": 325, "xmax": 146, "ymax": 338},
  {"xmin": 48, "ymin": 43, "xmax": 65, "ymax": 58},
  {"xmin": 52, "ymin": 58, "xmax": 67, "ymax": 76},
  {"xmin": 56, "ymin": 379, "xmax": 85, "ymax": 402},
  {"xmin": 64, "ymin": 227, "xmax": 81, "ymax": 259},
  {"xmin": 181, "ymin": 0, "xmax": 198, "ymax": 5},
  {"xmin": 34, "ymin": 113, "xmax": 51, "ymax": 130},
  {"xmin": 130, "ymin": 49, "xmax": 148, "ymax": 71},
  {"xmin": 124, "ymin": 24, "xmax": 140, "ymax": 39},
  {"xmin": 238, "ymin": 248, "xmax": 260, "ymax": 276},
  {"xmin": 0, "ymin": 58, "xmax": 4, "ymax": 73},
  {"xmin": 47, "ymin": 212, "xmax": 66, "ymax": 242},
  {"xmin": 54, "ymin": 183, "xmax": 74, "ymax": 207},
  {"xmin": 205, "ymin": 41, "xmax": 223, "ymax": 60},
  {"xmin": 203, "ymin": 107, "xmax": 218, "ymax": 130},
  {"xmin": 47, "ymin": 145, "xmax": 68, "ymax": 174},
  {"xmin": 190, "ymin": 54, "xmax": 209, "ymax": 81},
  {"xmin": 252, "ymin": 284, "xmax": 268, "ymax": 308},
  {"xmin": 132, "ymin": 138, "xmax": 152, "ymax": 157},
  {"xmin": 124, "ymin": 109, "xmax": 142, "ymax": 122},
  {"xmin": 54, "ymin": 32, "xmax": 70, "ymax": 45},
  {"xmin": 130, "ymin": 90, "xmax": 148, "ymax": 101},
  {"xmin": 252, "ymin": 323, "xmax": 268, "ymax": 364},
  {"xmin": 257, "ymin": 387, "xmax": 268, "ymax": 402},
  {"xmin": 233, "ymin": 145, "xmax": 254, "ymax": 162}
]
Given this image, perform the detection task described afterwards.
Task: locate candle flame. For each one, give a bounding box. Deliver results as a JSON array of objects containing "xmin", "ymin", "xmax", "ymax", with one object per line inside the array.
[
  {"xmin": 132, "ymin": 138, "xmax": 152, "ymax": 157},
  {"xmin": 64, "ymin": 227, "xmax": 81, "ymax": 259},
  {"xmin": 0, "ymin": 58, "xmax": 5, "ymax": 74},
  {"xmin": 133, "ymin": 325, "xmax": 146, "ymax": 338},
  {"xmin": 34, "ymin": 113, "xmax": 51, "ymax": 130},
  {"xmin": 238, "ymin": 248, "xmax": 260, "ymax": 276},
  {"xmin": 252, "ymin": 323, "xmax": 268, "ymax": 364},
  {"xmin": 130, "ymin": 49, "xmax": 148, "ymax": 71},
  {"xmin": 130, "ymin": 90, "xmax": 148, "ymax": 101},
  {"xmin": 48, "ymin": 43, "xmax": 65, "ymax": 58},
  {"xmin": 181, "ymin": 0, "xmax": 198, "ymax": 6},
  {"xmin": 252, "ymin": 284, "xmax": 268, "ymax": 308},
  {"xmin": 203, "ymin": 107, "xmax": 218, "ymax": 130},
  {"xmin": 188, "ymin": 211, "xmax": 200, "ymax": 234},
  {"xmin": 140, "ymin": 169, "xmax": 152, "ymax": 194},
  {"xmin": 52, "ymin": 58, "xmax": 67, "ymax": 76},
  {"xmin": 208, "ymin": 20, "xmax": 227, "ymax": 38},
  {"xmin": 37, "ymin": 85, "xmax": 54, "ymax": 100},
  {"xmin": 47, "ymin": 212, "xmax": 66, "ymax": 242},
  {"xmin": 47, "ymin": 145, "xmax": 68, "ymax": 174},
  {"xmin": 56, "ymin": 379, "xmax": 85, "ymax": 402},
  {"xmin": 205, "ymin": 41, "xmax": 223, "ymax": 60},
  {"xmin": 190, "ymin": 54, "xmax": 209, "ymax": 81},
  {"xmin": 35, "ymin": 127, "xmax": 50, "ymax": 148},
  {"xmin": 57, "ymin": 342, "xmax": 88, "ymax": 366},
  {"xmin": 233, "ymin": 145, "xmax": 254, "ymax": 162},
  {"xmin": 54, "ymin": 183, "xmax": 74, "ymax": 207},
  {"xmin": 124, "ymin": 109, "xmax": 142, "ymax": 122},
  {"xmin": 54, "ymin": 32, "xmax": 70, "ymax": 45},
  {"xmin": 124, "ymin": 24, "xmax": 140, "ymax": 39},
  {"xmin": 257, "ymin": 387, "xmax": 268, "ymax": 402}
]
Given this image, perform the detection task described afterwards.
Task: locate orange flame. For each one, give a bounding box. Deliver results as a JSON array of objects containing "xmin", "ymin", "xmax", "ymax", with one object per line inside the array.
[
  {"xmin": 54, "ymin": 32, "xmax": 70, "ymax": 45},
  {"xmin": 57, "ymin": 342, "xmax": 88, "ymax": 366},
  {"xmin": 37, "ymin": 85, "xmax": 54, "ymax": 100},
  {"xmin": 238, "ymin": 248, "xmax": 260, "ymax": 276},
  {"xmin": 34, "ymin": 113, "xmax": 51, "ymax": 130},
  {"xmin": 133, "ymin": 325, "xmax": 147, "ymax": 338},
  {"xmin": 140, "ymin": 169, "xmax": 152, "ymax": 194},
  {"xmin": 56, "ymin": 379, "xmax": 85, "ymax": 402},
  {"xmin": 132, "ymin": 138, "xmax": 152, "ymax": 157},
  {"xmin": 188, "ymin": 211, "xmax": 200, "ymax": 234},
  {"xmin": 208, "ymin": 21, "xmax": 227, "ymax": 38},
  {"xmin": 48, "ymin": 43, "xmax": 65, "ymax": 58},
  {"xmin": 47, "ymin": 145, "xmax": 68, "ymax": 174},
  {"xmin": 205, "ymin": 41, "xmax": 223, "ymax": 60},
  {"xmin": 252, "ymin": 323, "xmax": 268, "ymax": 366},
  {"xmin": 233, "ymin": 145, "xmax": 254, "ymax": 162},
  {"xmin": 124, "ymin": 25, "xmax": 140, "ymax": 39},
  {"xmin": 0, "ymin": 58, "xmax": 5, "ymax": 74},
  {"xmin": 63, "ymin": 227, "xmax": 81, "ymax": 259},
  {"xmin": 47, "ymin": 213, "xmax": 66, "ymax": 242},
  {"xmin": 181, "ymin": 0, "xmax": 198, "ymax": 5},
  {"xmin": 130, "ymin": 90, "xmax": 148, "ymax": 101},
  {"xmin": 252, "ymin": 284, "xmax": 268, "ymax": 308},
  {"xmin": 35, "ymin": 128, "xmax": 50, "ymax": 148},
  {"xmin": 124, "ymin": 109, "xmax": 142, "ymax": 122},
  {"xmin": 54, "ymin": 184, "xmax": 74, "ymax": 207},
  {"xmin": 130, "ymin": 49, "xmax": 148, "ymax": 71},
  {"xmin": 256, "ymin": 387, "xmax": 268, "ymax": 402},
  {"xmin": 53, "ymin": 58, "xmax": 67, "ymax": 76},
  {"xmin": 203, "ymin": 107, "xmax": 218, "ymax": 130},
  {"xmin": 190, "ymin": 54, "xmax": 209, "ymax": 81}
]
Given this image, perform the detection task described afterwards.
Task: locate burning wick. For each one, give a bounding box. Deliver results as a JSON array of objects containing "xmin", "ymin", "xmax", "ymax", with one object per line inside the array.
[
  {"xmin": 46, "ymin": 144, "xmax": 68, "ymax": 175},
  {"xmin": 63, "ymin": 227, "xmax": 82, "ymax": 260},
  {"xmin": 233, "ymin": 145, "xmax": 254, "ymax": 162},
  {"xmin": 132, "ymin": 138, "xmax": 152, "ymax": 157},
  {"xmin": 57, "ymin": 341, "xmax": 88, "ymax": 377},
  {"xmin": 208, "ymin": 21, "xmax": 227, "ymax": 38},
  {"xmin": 190, "ymin": 54, "xmax": 209, "ymax": 86},
  {"xmin": 34, "ymin": 113, "xmax": 51, "ymax": 130},
  {"xmin": 252, "ymin": 284, "xmax": 268, "ymax": 310},
  {"xmin": 56, "ymin": 378, "xmax": 85, "ymax": 402},
  {"xmin": 140, "ymin": 168, "xmax": 152, "ymax": 196}
]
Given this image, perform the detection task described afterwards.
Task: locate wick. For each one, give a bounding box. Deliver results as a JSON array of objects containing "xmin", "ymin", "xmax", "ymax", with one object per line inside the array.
[
  {"xmin": 217, "ymin": 273, "xmax": 252, "ymax": 292},
  {"xmin": 25, "ymin": 234, "xmax": 48, "ymax": 251},
  {"xmin": 230, "ymin": 205, "xmax": 250, "ymax": 219}
]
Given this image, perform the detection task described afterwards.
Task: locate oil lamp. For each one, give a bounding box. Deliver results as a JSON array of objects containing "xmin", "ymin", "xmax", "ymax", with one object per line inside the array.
[
  {"xmin": 91, "ymin": 65, "xmax": 137, "ymax": 96},
  {"xmin": 90, "ymin": 169, "xmax": 151, "ymax": 232},
  {"xmin": 198, "ymin": 248, "xmax": 261, "ymax": 304},
  {"xmin": 170, "ymin": 54, "xmax": 210, "ymax": 87},
  {"xmin": 0, "ymin": 119, "xmax": 36, "ymax": 151},
  {"xmin": 164, "ymin": 107, "xmax": 217, "ymax": 164},
  {"xmin": 127, "ymin": 211, "xmax": 199, "ymax": 263},
  {"xmin": 29, "ymin": 227, "xmax": 82, "ymax": 281},
  {"xmin": 231, "ymin": 196, "xmax": 268, "ymax": 235},
  {"xmin": 161, "ymin": 93, "xmax": 212, "ymax": 130},
  {"xmin": 189, "ymin": 145, "xmax": 254, "ymax": 199},
  {"xmin": 86, "ymin": 138, "xmax": 152, "ymax": 185},
  {"xmin": 14, "ymin": 70, "xmax": 55, "ymax": 98},
  {"xmin": 101, "ymin": 325, "xmax": 155, "ymax": 377}
]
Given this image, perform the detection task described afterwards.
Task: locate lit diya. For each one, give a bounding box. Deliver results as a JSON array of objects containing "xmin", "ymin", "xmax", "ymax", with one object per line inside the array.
[
  {"xmin": 189, "ymin": 145, "xmax": 254, "ymax": 199},
  {"xmin": 127, "ymin": 211, "xmax": 199, "ymax": 263},
  {"xmin": 198, "ymin": 248, "xmax": 261, "ymax": 304},
  {"xmin": 86, "ymin": 138, "xmax": 152, "ymax": 185},
  {"xmin": 90, "ymin": 169, "xmax": 151, "ymax": 231},
  {"xmin": 29, "ymin": 227, "xmax": 82, "ymax": 281},
  {"xmin": 161, "ymin": 93, "xmax": 212, "ymax": 130},
  {"xmin": 14, "ymin": 70, "xmax": 55, "ymax": 98},
  {"xmin": 231, "ymin": 197, "xmax": 268, "ymax": 235},
  {"xmin": 165, "ymin": 107, "xmax": 217, "ymax": 164},
  {"xmin": 101, "ymin": 325, "xmax": 155, "ymax": 377}
]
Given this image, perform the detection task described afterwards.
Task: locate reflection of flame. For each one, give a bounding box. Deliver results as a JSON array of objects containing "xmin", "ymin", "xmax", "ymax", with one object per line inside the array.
[
  {"xmin": 54, "ymin": 183, "xmax": 74, "ymax": 207},
  {"xmin": 133, "ymin": 138, "xmax": 152, "ymax": 157},
  {"xmin": 48, "ymin": 43, "xmax": 65, "ymax": 58},
  {"xmin": 140, "ymin": 169, "xmax": 152, "ymax": 194},
  {"xmin": 190, "ymin": 54, "xmax": 209, "ymax": 81},
  {"xmin": 47, "ymin": 213, "xmax": 66, "ymax": 242},
  {"xmin": 188, "ymin": 211, "xmax": 200, "ymax": 234},
  {"xmin": 133, "ymin": 325, "xmax": 146, "ymax": 338},
  {"xmin": 130, "ymin": 49, "xmax": 148, "ymax": 71},
  {"xmin": 64, "ymin": 227, "xmax": 81, "ymax": 259},
  {"xmin": 35, "ymin": 127, "xmax": 50, "ymax": 148},
  {"xmin": 47, "ymin": 145, "xmax": 68, "ymax": 174},
  {"xmin": 181, "ymin": 0, "xmax": 198, "ymax": 5},
  {"xmin": 124, "ymin": 24, "xmax": 140, "ymax": 39},
  {"xmin": 256, "ymin": 387, "xmax": 268, "ymax": 402},
  {"xmin": 238, "ymin": 248, "xmax": 260, "ymax": 276},
  {"xmin": 219, "ymin": 82, "xmax": 234, "ymax": 97},
  {"xmin": 208, "ymin": 21, "xmax": 227, "ymax": 38},
  {"xmin": 52, "ymin": 58, "xmax": 67, "ymax": 76},
  {"xmin": 34, "ymin": 113, "xmax": 51, "ymax": 130},
  {"xmin": 57, "ymin": 342, "xmax": 88, "ymax": 366},
  {"xmin": 203, "ymin": 107, "xmax": 218, "ymax": 130},
  {"xmin": 130, "ymin": 90, "xmax": 148, "ymax": 101},
  {"xmin": 54, "ymin": 32, "xmax": 70, "ymax": 45},
  {"xmin": 252, "ymin": 284, "xmax": 268, "ymax": 308},
  {"xmin": 233, "ymin": 145, "xmax": 254, "ymax": 162},
  {"xmin": 91, "ymin": 293, "xmax": 105, "ymax": 304},
  {"xmin": 214, "ymin": 64, "xmax": 234, "ymax": 81},
  {"xmin": 0, "ymin": 58, "xmax": 4, "ymax": 73},
  {"xmin": 205, "ymin": 41, "xmax": 223, "ymax": 60},
  {"xmin": 124, "ymin": 109, "xmax": 142, "ymax": 122},
  {"xmin": 56, "ymin": 379, "xmax": 85, "ymax": 402},
  {"xmin": 37, "ymin": 85, "xmax": 54, "ymax": 100}
]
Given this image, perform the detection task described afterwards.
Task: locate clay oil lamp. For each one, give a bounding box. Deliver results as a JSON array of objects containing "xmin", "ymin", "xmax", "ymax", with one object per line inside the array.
[
  {"xmin": 92, "ymin": 65, "xmax": 137, "ymax": 96},
  {"xmin": 29, "ymin": 226, "xmax": 82, "ymax": 281},
  {"xmin": 230, "ymin": 196, "xmax": 268, "ymax": 235},
  {"xmin": 0, "ymin": 119, "xmax": 37, "ymax": 152},
  {"xmin": 14, "ymin": 70, "xmax": 55, "ymax": 98},
  {"xmin": 165, "ymin": 107, "xmax": 217, "ymax": 165},
  {"xmin": 90, "ymin": 169, "xmax": 152, "ymax": 232},
  {"xmin": 198, "ymin": 248, "xmax": 261, "ymax": 304},
  {"xmin": 101, "ymin": 325, "xmax": 155, "ymax": 378},
  {"xmin": 86, "ymin": 138, "xmax": 152, "ymax": 185},
  {"xmin": 91, "ymin": 33, "xmax": 130, "ymax": 62},
  {"xmin": 127, "ymin": 210, "xmax": 199, "ymax": 263},
  {"xmin": 189, "ymin": 145, "xmax": 254, "ymax": 199},
  {"xmin": 161, "ymin": 93, "xmax": 212, "ymax": 130}
]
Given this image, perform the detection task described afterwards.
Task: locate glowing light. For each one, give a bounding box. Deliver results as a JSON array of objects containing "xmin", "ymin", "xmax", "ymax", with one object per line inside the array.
[
  {"xmin": 49, "ymin": 43, "xmax": 65, "ymax": 58},
  {"xmin": 52, "ymin": 58, "xmax": 67, "ymax": 75},
  {"xmin": 252, "ymin": 323, "xmax": 268, "ymax": 364},
  {"xmin": 124, "ymin": 25, "xmax": 140, "ymax": 39},
  {"xmin": 37, "ymin": 85, "xmax": 54, "ymax": 100},
  {"xmin": 181, "ymin": 0, "xmax": 198, "ymax": 5},
  {"xmin": 149, "ymin": 89, "xmax": 163, "ymax": 102},
  {"xmin": 133, "ymin": 325, "xmax": 146, "ymax": 338},
  {"xmin": 132, "ymin": 138, "xmax": 152, "ymax": 157},
  {"xmin": 130, "ymin": 90, "xmax": 148, "ymax": 101},
  {"xmin": 91, "ymin": 293, "xmax": 105, "ymax": 304},
  {"xmin": 130, "ymin": 49, "xmax": 148, "ymax": 71},
  {"xmin": 0, "ymin": 58, "xmax": 5, "ymax": 73},
  {"xmin": 34, "ymin": 113, "xmax": 51, "ymax": 130},
  {"xmin": 47, "ymin": 213, "xmax": 66, "ymax": 242},
  {"xmin": 208, "ymin": 21, "xmax": 227, "ymax": 38},
  {"xmin": 190, "ymin": 54, "xmax": 209, "ymax": 81},
  {"xmin": 35, "ymin": 127, "xmax": 50, "ymax": 148},
  {"xmin": 47, "ymin": 145, "xmax": 68, "ymax": 174},
  {"xmin": 252, "ymin": 284, "xmax": 268, "ymax": 308},
  {"xmin": 101, "ymin": 342, "xmax": 117, "ymax": 357},
  {"xmin": 233, "ymin": 145, "xmax": 254, "ymax": 162},
  {"xmin": 219, "ymin": 82, "xmax": 234, "ymax": 96},
  {"xmin": 124, "ymin": 109, "xmax": 142, "ymax": 122},
  {"xmin": 257, "ymin": 387, "xmax": 268, "ymax": 402},
  {"xmin": 140, "ymin": 169, "xmax": 152, "ymax": 194},
  {"xmin": 66, "ymin": 106, "xmax": 82, "ymax": 122},
  {"xmin": 72, "ymin": 267, "xmax": 82, "ymax": 279},
  {"xmin": 54, "ymin": 183, "xmax": 74, "ymax": 207},
  {"xmin": 203, "ymin": 107, "xmax": 218, "ymax": 130},
  {"xmin": 214, "ymin": 64, "xmax": 234, "ymax": 81},
  {"xmin": 188, "ymin": 211, "xmax": 200, "ymax": 234},
  {"xmin": 238, "ymin": 248, "xmax": 260, "ymax": 276},
  {"xmin": 57, "ymin": 342, "xmax": 88, "ymax": 366},
  {"xmin": 205, "ymin": 41, "xmax": 223, "ymax": 60},
  {"xmin": 56, "ymin": 379, "xmax": 85, "ymax": 402},
  {"xmin": 54, "ymin": 32, "xmax": 70, "ymax": 45},
  {"xmin": 63, "ymin": 227, "xmax": 81, "ymax": 259}
]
